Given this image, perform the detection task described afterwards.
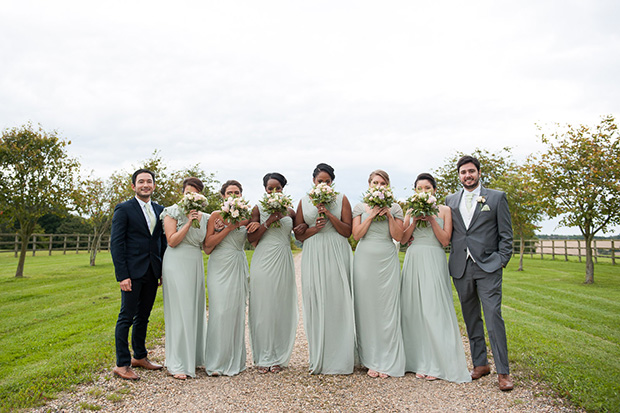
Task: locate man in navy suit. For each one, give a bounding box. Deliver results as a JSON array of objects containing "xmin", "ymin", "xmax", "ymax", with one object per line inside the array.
[
  {"xmin": 446, "ymin": 156, "xmax": 514, "ymax": 391},
  {"xmin": 110, "ymin": 169, "xmax": 167, "ymax": 380}
]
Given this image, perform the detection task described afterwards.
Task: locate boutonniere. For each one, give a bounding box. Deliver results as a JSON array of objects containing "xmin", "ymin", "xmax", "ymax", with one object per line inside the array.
[{"xmin": 477, "ymin": 196, "xmax": 490, "ymax": 211}]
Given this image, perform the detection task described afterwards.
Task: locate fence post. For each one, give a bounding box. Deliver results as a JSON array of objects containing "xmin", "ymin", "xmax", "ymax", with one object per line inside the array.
[
  {"xmin": 594, "ymin": 240, "xmax": 598, "ymax": 264},
  {"xmin": 552, "ymin": 240, "xmax": 555, "ymax": 260},
  {"xmin": 76, "ymin": 235, "xmax": 80, "ymax": 254},
  {"xmin": 612, "ymin": 240, "xmax": 616, "ymax": 265},
  {"xmin": 564, "ymin": 240, "xmax": 568, "ymax": 261},
  {"xmin": 14, "ymin": 234, "xmax": 19, "ymax": 258},
  {"xmin": 540, "ymin": 239, "xmax": 544, "ymax": 259},
  {"xmin": 108, "ymin": 236, "xmax": 111, "ymax": 251},
  {"xmin": 63, "ymin": 235, "xmax": 67, "ymax": 255},
  {"xmin": 577, "ymin": 240, "xmax": 581, "ymax": 262},
  {"xmin": 32, "ymin": 234, "xmax": 37, "ymax": 256},
  {"xmin": 49, "ymin": 235, "xmax": 53, "ymax": 256}
]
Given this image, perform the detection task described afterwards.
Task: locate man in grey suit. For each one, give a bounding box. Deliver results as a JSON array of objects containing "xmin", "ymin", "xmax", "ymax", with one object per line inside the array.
[{"xmin": 446, "ymin": 155, "xmax": 514, "ymax": 391}]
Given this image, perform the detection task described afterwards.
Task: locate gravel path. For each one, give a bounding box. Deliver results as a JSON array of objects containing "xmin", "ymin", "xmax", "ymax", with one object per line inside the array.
[{"xmin": 33, "ymin": 253, "xmax": 579, "ymax": 412}]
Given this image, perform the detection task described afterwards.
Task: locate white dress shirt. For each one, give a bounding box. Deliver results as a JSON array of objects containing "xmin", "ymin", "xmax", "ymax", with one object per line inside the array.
[
  {"xmin": 459, "ymin": 184, "xmax": 481, "ymax": 229},
  {"xmin": 459, "ymin": 185, "xmax": 481, "ymax": 261},
  {"xmin": 135, "ymin": 197, "xmax": 156, "ymax": 232}
]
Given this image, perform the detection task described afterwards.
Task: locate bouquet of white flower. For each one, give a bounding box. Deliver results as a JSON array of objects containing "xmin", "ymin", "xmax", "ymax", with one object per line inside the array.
[
  {"xmin": 308, "ymin": 182, "xmax": 338, "ymax": 218},
  {"xmin": 362, "ymin": 185, "xmax": 395, "ymax": 221},
  {"xmin": 259, "ymin": 192, "xmax": 293, "ymax": 228},
  {"xmin": 220, "ymin": 196, "xmax": 252, "ymax": 226},
  {"xmin": 178, "ymin": 192, "xmax": 209, "ymax": 228},
  {"xmin": 405, "ymin": 191, "xmax": 439, "ymax": 228}
]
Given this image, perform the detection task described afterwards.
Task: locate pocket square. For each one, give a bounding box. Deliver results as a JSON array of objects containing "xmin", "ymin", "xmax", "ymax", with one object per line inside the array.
[{"xmin": 481, "ymin": 205, "xmax": 491, "ymax": 211}]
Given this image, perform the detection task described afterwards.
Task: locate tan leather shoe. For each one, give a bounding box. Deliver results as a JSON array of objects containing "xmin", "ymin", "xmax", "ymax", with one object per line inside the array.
[
  {"xmin": 470, "ymin": 365, "xmax": 491, "ymax": 380},
  {"xmin": 498, "ymin": 374, "xmax": 514, "ymax": 391},
  {"xmin": 113, "ymin": 366, "xmax": 140, "ymax": 380},
  {"xmin": 131, "ymin": 357, "xmax": 163, "ymax": 370}
]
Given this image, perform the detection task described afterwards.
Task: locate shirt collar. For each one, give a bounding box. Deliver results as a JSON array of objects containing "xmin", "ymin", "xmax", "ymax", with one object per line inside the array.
[
  {"xmin": 463, "ymin": 184, "xmax": 481, "ymax": 197},
  {"xmin": 135, "ymin": 197, "xmax": 151, "ymax": 208}
]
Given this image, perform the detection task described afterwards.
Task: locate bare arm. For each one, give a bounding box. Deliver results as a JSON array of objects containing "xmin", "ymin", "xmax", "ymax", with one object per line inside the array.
[
  {"xmin": 164, "ymin": 211, "xmax": 201, "ymax": 248},
  {"xmin": 401, "ymin": 209, "xmax": 417, "ymax": 244},
  {"xmin": 352, "ymin": 205, "xmax": 380, "ymax": 241},
  {"xmin": 294, "ymin": 200, "xmax": 321, "ymax": 242},
  {"xmin": 319, "ymin": 195, "xmax": 352, "ymax": 238},
  {"xmin": 426, "ymin": 205, "xmax": 452, "ymax": 247},
  {"xmin": 386, "ymin": 207, "xmax": 404, "ymax": 242}
]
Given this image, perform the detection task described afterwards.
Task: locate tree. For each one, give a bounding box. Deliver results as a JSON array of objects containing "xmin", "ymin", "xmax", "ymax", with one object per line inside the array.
[
  {"xmin": 528, "ymin": 115, "xmax": 620, "ymax": 284},
  {"xmin": 432, "ymin": 147, "xmax": 543, "ymax": 270},
  {"xmin": 0, "ymin": 123, "xmax": 80, "ymax": 277},
  {"xmin": 74, "ymin": 173, "xmax": 126, "ymax": 266},
  {"xmin": 494, "ymin": 167, "xmax": 543, "ymax": 271}
]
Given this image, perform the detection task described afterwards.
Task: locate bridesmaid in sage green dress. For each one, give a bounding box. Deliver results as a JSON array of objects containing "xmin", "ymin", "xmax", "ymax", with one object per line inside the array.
[
  {"xmin": 400, "ymin": 173, "xmax": 471, "ymax": 383},
  {"xmin": 161, "ymin": 177, "xmax": 209, "ymax": 380},
  {"xmin": 203, "ymin": 180, "xmax": 260, "ymax": 376},
  {"xmin": 294, "ymin": 163, "xmax": 355, "ymax": 375},
  {"xmin": 247, "ymin": 172, "xmax": 298, "ymax": 374},
  {"xmin": 352, "ymin": 169, "xmax": 406, "ymax": 378}
]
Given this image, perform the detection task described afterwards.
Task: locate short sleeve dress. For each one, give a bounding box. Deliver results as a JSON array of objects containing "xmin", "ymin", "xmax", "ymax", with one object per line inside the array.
[
  {"xmin": 160, "ymin": 204, "xmax": 209, "ymax": 378},
  {"xmin": 352, "ymin": 203, "xmax": 405, "ymax": 377},
  {"xmin": 204, "ymin": 225, "xmax": 249, "ymax": 376}
]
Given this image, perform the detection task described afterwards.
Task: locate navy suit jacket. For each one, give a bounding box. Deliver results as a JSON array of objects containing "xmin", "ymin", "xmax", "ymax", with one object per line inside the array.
[
  {"xmin": 446, "ymin": 186, "xmax": 513, "ymax": 279},
  {"xmin": 110, "ymin": 198, "xmax": 167, "ymax": 282}
]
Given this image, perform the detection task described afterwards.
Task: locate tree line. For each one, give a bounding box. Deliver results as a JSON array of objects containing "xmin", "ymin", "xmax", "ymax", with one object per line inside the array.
[{"xmin": 1, "ymin": 117, "xmax": 619, "ymax": 283}]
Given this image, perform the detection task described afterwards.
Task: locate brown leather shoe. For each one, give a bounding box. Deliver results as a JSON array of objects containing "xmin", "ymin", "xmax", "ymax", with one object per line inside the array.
[
  {"xmin": 470, "ymin": 365, "xmax": 491, "ymax": 380},
  {"xmin": 498, "ymin": 374, "xmax": 514, "ymax": 391},
  {"xmin": 113, "ymin": 366, "xmax": 140, "ymax": 380},
  {"xmin": 131, "ymin": 357, "xmax": 163, "ymax": 370}
]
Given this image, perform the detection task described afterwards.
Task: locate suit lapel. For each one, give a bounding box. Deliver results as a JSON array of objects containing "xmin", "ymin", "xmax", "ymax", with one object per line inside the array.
[
  {"xmin": 130, "ymin": 198, "xmax": 151, "ymax": 236},
  {"xmin": 468, "ymin": 186, "xmax": 487, "ymax": 229},
  {"xmin": 451, "ymin": 190, "xmax": 466, "ymax": 228}
]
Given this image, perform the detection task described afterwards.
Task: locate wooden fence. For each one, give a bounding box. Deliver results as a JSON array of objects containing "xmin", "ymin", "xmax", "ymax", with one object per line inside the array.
[
  {"xmin": 0, "ymin": 233, "xmax": 618, "ymax": 265},
  {"xmin": 513, "ymin": 239, "xmax": 618, "ymax": 265},
  {"xmin": 0, "ymin": 233, "xmax": 111, "ymax": 257}
]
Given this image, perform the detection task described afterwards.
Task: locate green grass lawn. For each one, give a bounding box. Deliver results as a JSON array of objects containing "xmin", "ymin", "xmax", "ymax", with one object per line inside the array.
[{"xmin": 1, "ymin": 251, "xmax": 618, "ymax": 412}]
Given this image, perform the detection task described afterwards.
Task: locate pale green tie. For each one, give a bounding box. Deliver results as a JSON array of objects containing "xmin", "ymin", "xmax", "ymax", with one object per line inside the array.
[
  {"xmin": 465, "ymin": 193, "xmax": 474, "ymax": 213},
  {"xmin": 145, "ymin": 205, "xmax": 156, "ymax": 234}
]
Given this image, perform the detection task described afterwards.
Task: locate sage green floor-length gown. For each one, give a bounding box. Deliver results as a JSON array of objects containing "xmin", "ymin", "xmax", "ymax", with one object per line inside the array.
[
  {"xmin": 352, "ymin": 203, "xmax": 405, "ymax": 377},
  {"xmin": 161, "ymin": 205, "xmax": 209, "ymax": 378},
  {"xmin": 204, "ymin": 226, "xmax": 249, "ymax": 376},
  {"xmin": 401, "ymin": 217, "xmax": 471, "ymax": 383},
  {"xmin": 249, "ymin": 206, "xmax": 298, "ymax": 368},
  {"xmin": 300, "ymin": 193, "xmax": 355, "ymax": 374}
]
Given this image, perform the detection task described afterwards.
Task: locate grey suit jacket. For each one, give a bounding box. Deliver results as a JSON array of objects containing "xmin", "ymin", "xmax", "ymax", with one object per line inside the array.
[{"xmin": 446, "ymin": 186, "xmax": 513, "ymax": 279}]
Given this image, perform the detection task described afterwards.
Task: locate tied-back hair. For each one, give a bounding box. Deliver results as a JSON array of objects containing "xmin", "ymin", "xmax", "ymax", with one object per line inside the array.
[
  {"xmin": 182, "ymin": 177, "xmax": 204, "ymax": 192},
  {"xmin": 414, "ymin": 172, "xmax": 437, "ymax": 189},
  {"xmin": 368, "ymin": 169, "xmax": 390, "ymax": 185},
  {"xmin": 220, "ymin": 179, "xmax": 243, "ymax": 196},
  {"xmin": 312, "ymin": 163, "xmax": 335, "ymax": 180},
  {"xmin": 262, "ymin": 172, "xmax": 287, "ymax": 188}
]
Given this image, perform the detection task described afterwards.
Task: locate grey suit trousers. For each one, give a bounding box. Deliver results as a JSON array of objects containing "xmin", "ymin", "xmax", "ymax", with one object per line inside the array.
[{"xmin": 452, "ymin": 258, "xmax": 509, "ymax": 375}]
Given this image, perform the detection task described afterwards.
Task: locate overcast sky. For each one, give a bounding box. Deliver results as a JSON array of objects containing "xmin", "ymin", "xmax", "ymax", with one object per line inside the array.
[{"xmin": 2, "ymin": 1, "xmax": 619, "ymax": 235}]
